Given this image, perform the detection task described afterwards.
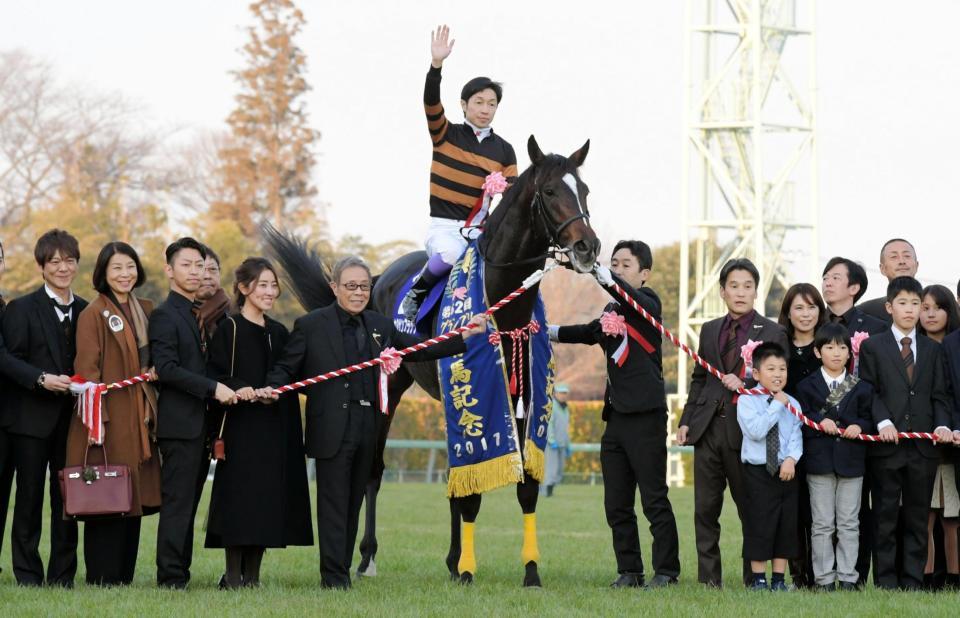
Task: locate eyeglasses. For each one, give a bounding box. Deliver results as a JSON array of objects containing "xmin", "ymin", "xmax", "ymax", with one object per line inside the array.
[{"xmin": 341, "ymin": 282, "xmax": 372, "ymax": 292}]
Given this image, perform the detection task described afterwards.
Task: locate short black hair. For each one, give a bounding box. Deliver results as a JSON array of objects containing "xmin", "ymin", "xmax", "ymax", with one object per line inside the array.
[
  {"xmin": 719, "ymin": 258, "xmax": 759, "ymax": 287},
  {"xmin": 165, "ymin": 237, "xmax": 207, "ymax": 265},
  {"xmin": 92, "ymin": 242, "xmax": 147, "ymax": 294},
  {"xmin": 202, "ymin": 244, "xmax": 221, "ymax": 267},
  {"xmin": 34, "ymin": 229, "xmax": 80, "ymax": 266},
  {"xmin": 461, "ymin": 77, "xmax": 503, "ymax": 103},
  {"xmin": 822, "ymin": 256, "xmax": 869, "ymax": 303},
  {"xmin": 814, "ymin": 322, "xmax": 851, "ymax": 352},
  {"xmin": 612, "ymin": 240, "xmax": 653, "ymax": 271},
  {"xmin": 752, "ymin": 341, "xmax": 787, "ymax": 366},
  {"xmin": 886, "ymin": 276, "xmax": 923, "ymax": 303}
]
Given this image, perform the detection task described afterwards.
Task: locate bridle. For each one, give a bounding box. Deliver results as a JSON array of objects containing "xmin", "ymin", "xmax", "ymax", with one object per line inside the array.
[{"xmin": 476, "ymin": 174, "xmax": 591, "ymax": 269}]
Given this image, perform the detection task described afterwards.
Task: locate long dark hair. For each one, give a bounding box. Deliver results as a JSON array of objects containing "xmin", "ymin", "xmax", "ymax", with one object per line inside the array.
[
  {"xmin": 920, "ymin": 284, "xmax": 960, "ymax": 337},
  {"xmin": 233, "ymin": 257, "xmax": 281, "ymax": 309},
  {"xmin": 778, "ymin": 283, "xmax": 827, "ymax": 342}
]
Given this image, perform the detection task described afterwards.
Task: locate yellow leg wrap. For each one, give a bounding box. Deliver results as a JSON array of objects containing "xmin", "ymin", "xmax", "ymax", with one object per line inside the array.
[
  {"xmin": 521, "ymin": 513, "xmax": 540, "ymax": 564},
  {"xmin": 459, "ymin": 522, "xmax": 477, "ymax": 575}
]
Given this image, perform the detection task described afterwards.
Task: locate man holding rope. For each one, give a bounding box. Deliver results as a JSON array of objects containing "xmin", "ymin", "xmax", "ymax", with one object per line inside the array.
[
  {"xmin": 549, "ymin": 240, "xmax": 680, "ymax": 589},
  {"xmin": 676, "ymin": 258, "xmax": 788, "ymax": 588},
  {"xmin": 260, "ymin": 256, "xmax": 487, "ymax": 590}
]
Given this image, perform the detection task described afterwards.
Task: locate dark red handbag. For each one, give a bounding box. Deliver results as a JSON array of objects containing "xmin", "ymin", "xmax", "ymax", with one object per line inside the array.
[{"xmin": 58, "ymin": 443, "xmax": 133, "ymax": 518}]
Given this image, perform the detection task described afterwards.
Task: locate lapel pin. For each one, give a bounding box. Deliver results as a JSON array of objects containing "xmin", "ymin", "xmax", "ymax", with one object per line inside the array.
[{"xmin": 107, "ymin": 314, "xmax": 124, "ymax": 333}]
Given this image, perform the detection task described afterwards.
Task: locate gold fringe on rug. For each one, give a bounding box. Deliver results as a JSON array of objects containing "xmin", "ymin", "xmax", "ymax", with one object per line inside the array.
[
  {"xmin": 523, "ymin": 438, "xmax": 545, "ymax": 482},
  {"xmin": 447, "ymin": 452, "xmax": 524, "ymax": 497}
]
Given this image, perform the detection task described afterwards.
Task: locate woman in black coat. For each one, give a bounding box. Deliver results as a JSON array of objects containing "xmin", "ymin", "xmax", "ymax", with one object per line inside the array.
[{"xmin": 205, "ymin": 257, "xmax": 313, "ymax": 588}]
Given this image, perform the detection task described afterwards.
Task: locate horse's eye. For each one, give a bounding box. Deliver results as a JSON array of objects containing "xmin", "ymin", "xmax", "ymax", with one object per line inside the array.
[{"xmin": 543, "ymin": 189, "xmax": 555, "ymax": 197}]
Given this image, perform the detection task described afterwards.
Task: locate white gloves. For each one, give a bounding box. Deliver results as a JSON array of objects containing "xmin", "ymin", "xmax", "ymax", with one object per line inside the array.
[
  {"xmin": 594, "ymin": 264, "xmax": 614, "ymax": 286},
  {"xmin": 547, "ymin": 325, "xmax": 560, "ymax": 342}
]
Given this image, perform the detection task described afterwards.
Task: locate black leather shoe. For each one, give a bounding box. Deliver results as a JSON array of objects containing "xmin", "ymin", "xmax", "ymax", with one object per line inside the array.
[
  {"xmin": 646, "ymin": 574, "xmax": 678, "ymax": 588},
  {"xmin": 610, "ymin": 573, "xmax": 644, "ymax": 588},
  {"xmin": 838, "ymin": 581, "xmax": 859, "ymax": 591},
  {"xmin": 770, "ymin": 580, "xmax": 789, "ymax": 592},
  {"xmin": 816, "ymin": 582, "xmax": 835, "ymax": 592}
]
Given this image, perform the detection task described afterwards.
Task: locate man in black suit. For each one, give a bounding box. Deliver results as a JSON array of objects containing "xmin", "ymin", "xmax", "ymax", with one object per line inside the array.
[
  {"xmin": 858, "ymin": 276, "xmax": 954, "ymax": 590},
  {"xmin": 261, "ymin": 255, "xmax": 486, "ymax": 590},
  {"xmin": 149, "ymin": 237, "xmax": 238, "ymax": 589},
  {"xmin": 821, "ymin": 257, "xmax": 887, "ymax": 338},
  {"xmin": 550, "ymin": 240, "xmax": 680, "ymax": 589},
  {"xmin": 676, "ymin": 258, "xmax": 788, "ymax": 588},
  {"xmin": 2, "ymin": 229, "xmax": 87, "ymax": 587},
  {"xmin": 857, "ymin": 239, "xmax": 919, "ymax": 323}
]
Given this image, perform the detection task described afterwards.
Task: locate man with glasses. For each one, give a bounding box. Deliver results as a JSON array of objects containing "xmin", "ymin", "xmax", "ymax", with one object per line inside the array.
[
  {"xmin": 2, "ymin": 229, "xmax": 87, "ymax": 586},
  {"xmin": 261, "ymin": 256, "xmax": 488, "ymax": 590}
]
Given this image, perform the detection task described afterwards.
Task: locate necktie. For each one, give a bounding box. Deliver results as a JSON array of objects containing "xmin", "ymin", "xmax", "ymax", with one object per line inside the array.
[
  {"xmin": 720, "ymin": 321, "xmax": 740, "ymax": 374},
  {"xmin": 765, "ymin": 396, "xmax": 779, "ymax": 476},
  {"xmin": 351, "ymin": 317, "xmax": 367, "ymax": 353},
  {"xmin": 191, "ymin": 301, "xmax": 208, "ymax": 354},
  {"xmin": 50, "ymin": 297, "xmax": 73, "ymax": 339},
  {"xmin": 830, "ymin": 380, "xmax": 838, "ymax": 392},
  {"xmin": 900, "ymin": 336, "xmax": 914, "ymax": 382}
]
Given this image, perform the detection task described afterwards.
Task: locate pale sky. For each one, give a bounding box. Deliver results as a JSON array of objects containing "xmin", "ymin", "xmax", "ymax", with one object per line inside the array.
[{"xmin": 2, "ymin": 0, "xmax": 958, "ymax": 296}]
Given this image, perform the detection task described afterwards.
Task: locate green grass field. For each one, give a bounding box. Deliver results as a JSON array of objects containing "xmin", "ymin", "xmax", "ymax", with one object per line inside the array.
[{"xmin": 0, "ymin": 482, "xmax": 953, "ymax": 616}]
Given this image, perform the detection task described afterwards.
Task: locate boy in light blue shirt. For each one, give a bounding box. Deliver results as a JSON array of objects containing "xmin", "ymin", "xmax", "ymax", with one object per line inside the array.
[{"xmin": 737, "ymin": 342, "xmax": 803, "ymax": 591}]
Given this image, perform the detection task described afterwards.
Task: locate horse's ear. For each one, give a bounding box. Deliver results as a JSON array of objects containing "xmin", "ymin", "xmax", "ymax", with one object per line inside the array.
[
  {"xmin": 569, "ymin": 139, "xmax": 590, "ymax": 167},
  {"xmin": 527, "ymin": 135, "xmax": 545, "ymax": 166}
]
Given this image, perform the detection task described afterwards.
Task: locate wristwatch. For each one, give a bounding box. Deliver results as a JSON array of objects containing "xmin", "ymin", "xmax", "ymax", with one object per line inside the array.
[{"xmin": 36, "ymin": 372, "xmax": 46, "ymax": 388}]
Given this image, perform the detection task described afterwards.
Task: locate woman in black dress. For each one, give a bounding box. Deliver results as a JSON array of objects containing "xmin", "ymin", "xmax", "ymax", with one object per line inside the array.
[
  {"xmin": 205, "ymin": 257, "xmax": 313, "ymax": 588},
  {"xmin": 777, "ymin": 282, "xmax": 827, "ymax": 590}
]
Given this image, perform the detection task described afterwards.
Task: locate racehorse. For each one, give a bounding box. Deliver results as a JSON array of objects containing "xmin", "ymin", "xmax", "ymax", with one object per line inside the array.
[{"xmin": 265, "ymin": 135, "xmax": 600, "ymax": 587}]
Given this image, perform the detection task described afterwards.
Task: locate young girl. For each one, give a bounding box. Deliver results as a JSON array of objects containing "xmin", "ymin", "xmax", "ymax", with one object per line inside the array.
[{"xmin": 920, "ymin": 284, "xmax": 960, "ymax": 589}]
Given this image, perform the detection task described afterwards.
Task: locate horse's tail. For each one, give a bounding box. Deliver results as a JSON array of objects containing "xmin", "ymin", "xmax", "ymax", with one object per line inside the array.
[{"xmin": 261, "ymin": 221, "xmax": 336, "ymax": 311}]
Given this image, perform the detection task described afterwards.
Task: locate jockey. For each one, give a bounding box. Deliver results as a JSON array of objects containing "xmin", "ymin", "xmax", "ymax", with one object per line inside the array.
[{"xmin": 400, "ymin": 24, "xmax": 518, "ymax": 322}]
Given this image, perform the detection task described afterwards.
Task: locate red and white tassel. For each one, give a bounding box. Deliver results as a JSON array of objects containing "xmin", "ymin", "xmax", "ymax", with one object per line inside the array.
[{"xmin": 69, "ymin": 376, "xmax": 107, "ymax": 444}]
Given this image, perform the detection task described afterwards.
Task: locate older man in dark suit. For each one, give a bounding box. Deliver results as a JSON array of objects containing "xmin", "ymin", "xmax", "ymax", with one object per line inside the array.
[
  {"xmin": 263, "ymin": 255, "xmax": 486, "ymax": 590},
  {"xmin": 857, "ymin": 239, "xmax": 919, "ymax": 323},
  {"xmin": 677, "ymin": 258, "xmax": 788, "ymax": 588}
]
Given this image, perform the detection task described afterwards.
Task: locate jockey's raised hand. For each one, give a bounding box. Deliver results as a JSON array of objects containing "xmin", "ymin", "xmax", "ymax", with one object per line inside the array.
[{"xmin": 431, "ymin": 24, "xmax": 455, "ymax": 68}]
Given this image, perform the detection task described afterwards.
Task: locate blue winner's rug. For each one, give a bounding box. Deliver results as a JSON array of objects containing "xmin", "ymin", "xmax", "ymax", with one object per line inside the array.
[{"xmin": 438, "ymin": 242, "xmax": 556, "ymax": 498}]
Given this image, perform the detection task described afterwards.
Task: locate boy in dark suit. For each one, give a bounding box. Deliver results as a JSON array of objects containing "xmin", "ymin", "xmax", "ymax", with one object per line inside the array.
[
  {"xmin": 858, "ymin": 276, "xmax": 954, "ymax": 590},
  {"xmin": 736, "ymin": 342, "xmax": 803, "ymax": 591},
  {"xmin": 150, "ymin": 238, "xmax": 238, "ymax": 589},
  {"xmin": 677, "ymin": 258, "xmax": 789, "ymax": 587},
  {"xmin": 795, "ymin": 323, "xmax": 874, "ymax": 591},
  {"xmin": 549, "ymin": 240, "xmax": 680, "ymax": 589},
  {"xmin": 2, "ymin": 229, "xmax": 87, "ymax": 587}
]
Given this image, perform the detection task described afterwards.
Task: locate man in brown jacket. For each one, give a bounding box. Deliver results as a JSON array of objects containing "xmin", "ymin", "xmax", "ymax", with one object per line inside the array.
[{"xmin": 677, "ymin": 258, "xmax": 789, "ymax": 588}]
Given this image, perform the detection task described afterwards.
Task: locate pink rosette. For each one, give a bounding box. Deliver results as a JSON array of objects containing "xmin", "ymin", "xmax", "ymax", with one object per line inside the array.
[
  {"xmin": 379, "ymin": 347, "xmax": 402, "ymax": 375},
  {"xmin": 482, "ymin": 171, "xmax": 508, "ymax": 196},
  {"xmin": 740, "ymin": 339, "xmax": 762, "ymax": 369},
  {"xmin": 600, "ymin": 311, "xmax": 627, "ymax": 337},
  {"xmin": 851, "ymin": 331, "xmax": 870, "ymax": 357}
]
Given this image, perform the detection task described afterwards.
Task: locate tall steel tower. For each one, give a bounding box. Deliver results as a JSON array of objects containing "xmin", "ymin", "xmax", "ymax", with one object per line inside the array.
[{"xmin": 678, "ymin": 0, "xmax": 818, "ymax": 404}]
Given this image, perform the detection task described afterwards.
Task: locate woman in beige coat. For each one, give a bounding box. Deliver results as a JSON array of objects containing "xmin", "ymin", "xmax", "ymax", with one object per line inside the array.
[{"xmin": 65, "ymin": 241, "xmax": 161, "ymax": 585}]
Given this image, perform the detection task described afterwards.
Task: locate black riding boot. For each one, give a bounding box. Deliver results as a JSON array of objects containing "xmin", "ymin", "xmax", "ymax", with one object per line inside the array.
[{"xmin": 401, "ymin": 264, "xmax": 442, "ymax": 322}]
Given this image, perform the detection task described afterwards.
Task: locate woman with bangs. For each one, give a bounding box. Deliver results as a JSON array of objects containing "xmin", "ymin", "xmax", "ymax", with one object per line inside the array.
[{"xmin": 777, "ymin": 282, "xmax": 827, "ymax": 589}]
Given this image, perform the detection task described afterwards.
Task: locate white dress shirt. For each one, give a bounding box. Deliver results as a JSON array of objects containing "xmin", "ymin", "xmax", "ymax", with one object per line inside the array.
[{"xmin": 44, "ymin": 284, "xmax": 74, "ymax": 322}]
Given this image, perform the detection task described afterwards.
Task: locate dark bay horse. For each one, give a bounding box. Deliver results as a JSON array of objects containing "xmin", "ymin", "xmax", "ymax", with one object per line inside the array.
[{"xmin": 265, "ymin": 135, "xmax": 600, "ymax": 587}]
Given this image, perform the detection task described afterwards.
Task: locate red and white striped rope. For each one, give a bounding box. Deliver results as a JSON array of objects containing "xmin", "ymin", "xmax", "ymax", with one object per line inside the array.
[
  {"xmin": 606, "ymin": 281, "xmax": 939, "ymax": 443},
  {"xmin": 271, "ymin": 265, "xmax": 557, "ymax": 396}
]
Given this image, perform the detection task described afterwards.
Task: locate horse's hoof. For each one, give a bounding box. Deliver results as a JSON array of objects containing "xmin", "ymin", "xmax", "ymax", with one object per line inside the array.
[
  {"xmin": 523, "ymin": 561, "xmax": 542, "ymax": 588},
  {"xmin": 449, "ymin": 569, "xmax": 460, "ymax": 581},
  {"xmin": 356, "ymin": 558, "xmax": 377, "ymax": 578},
  {"xmin": 459, "ymin": 572, "xmax": 474, "ymax": 585}
]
